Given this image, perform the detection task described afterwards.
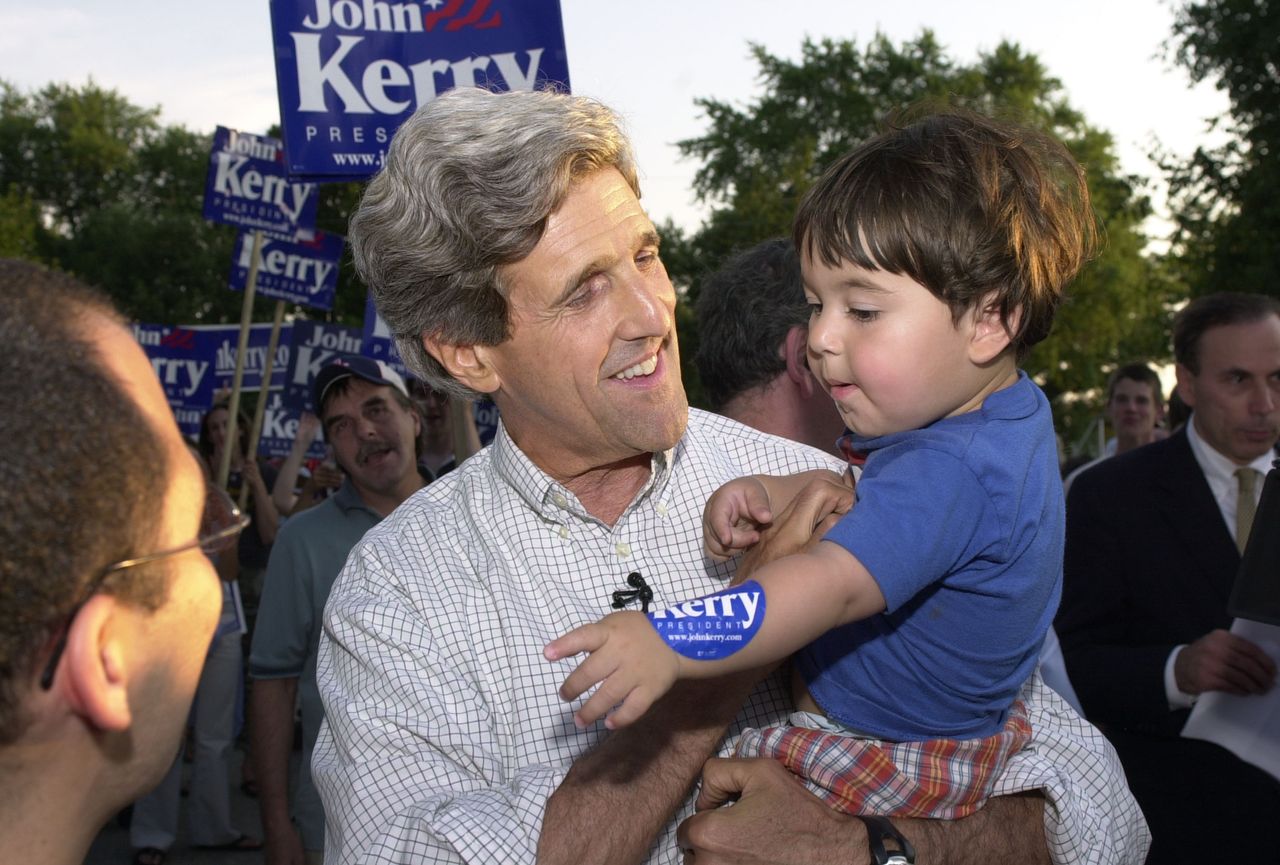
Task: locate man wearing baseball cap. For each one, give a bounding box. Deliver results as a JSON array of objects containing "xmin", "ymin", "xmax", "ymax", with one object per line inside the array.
[{"xmin": 249, "ymin": 354, "xmax": 426, "ymax": 865}]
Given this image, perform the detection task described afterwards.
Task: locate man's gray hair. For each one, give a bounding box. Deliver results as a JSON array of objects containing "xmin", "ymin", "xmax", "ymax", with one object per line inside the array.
[{"xmin": 349, "ymin": 87, "xmax": 639, "ymax": 397}]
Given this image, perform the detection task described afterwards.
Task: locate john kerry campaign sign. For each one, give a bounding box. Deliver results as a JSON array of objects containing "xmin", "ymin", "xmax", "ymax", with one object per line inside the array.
[
  {"xmin": 229, "ymin": 229, "xmax": 345, "ymax": 310},
  {"xmin": 203, "ymin": 126, "xmax": 319, "ymax": 237},
  {"xmin": 269, "ymin": 0, "xmax": 571, "ymax": 179}
]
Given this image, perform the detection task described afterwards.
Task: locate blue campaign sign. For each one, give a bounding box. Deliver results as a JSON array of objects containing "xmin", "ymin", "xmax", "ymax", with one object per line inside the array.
[
  {"xmin": 256, "ymin": 390, "xmax": 319, "ymax": 459},
  {"xmin": 229, "ymin": 229, "xmax": 344, "ymax": 310},
  {"xmin": 201, "ymin": 324, "xmax": 294, "ymax": 394},
  {"xmin": 203, "ymin": 126, "xmax": 319, "ymax": 236},
  {"xmin": 269, "ymin": 0, "xmax": 571, "ymax": 179},
  {"xmin": 134, "ymin": 323, "xmax": 217, "ymax": 439},
  {"xmin": 134, "ymin": 322, "xmax": 293, "ymax": 441},
  {"xmin": 283, "ymin": 319, "xmax": 365, "ymax": 414}
]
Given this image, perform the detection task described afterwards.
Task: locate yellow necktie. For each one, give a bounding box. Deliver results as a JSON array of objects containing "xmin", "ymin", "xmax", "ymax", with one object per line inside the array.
[{"xmin": 1236, "ymin": 468, "xmax": 1259, "ymax": 555}]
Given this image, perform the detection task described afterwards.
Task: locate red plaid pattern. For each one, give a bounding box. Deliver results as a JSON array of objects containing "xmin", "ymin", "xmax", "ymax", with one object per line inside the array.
[{"xmin": 734, "ymin": 700, "xmax": 1032, "ymax": 819}]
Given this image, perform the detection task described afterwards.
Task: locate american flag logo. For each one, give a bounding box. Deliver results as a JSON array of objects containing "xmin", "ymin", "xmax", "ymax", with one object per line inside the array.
[
  {"xmin": 160, "ymin": 328, "xmax": 197, "ymax": 350},
  {"xmin": 423, "ymin": 0, "xmax": 502, "ymax": 31}
]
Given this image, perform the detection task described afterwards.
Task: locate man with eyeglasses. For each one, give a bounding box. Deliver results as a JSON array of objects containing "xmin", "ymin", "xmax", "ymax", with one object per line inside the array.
[
  {"xmin": 0, "ymin": 259, "xmax": 243, "ymax": 865},
  {"xmin": 249, "ymin": 355, "xmax": 426, "ymax": 865}
]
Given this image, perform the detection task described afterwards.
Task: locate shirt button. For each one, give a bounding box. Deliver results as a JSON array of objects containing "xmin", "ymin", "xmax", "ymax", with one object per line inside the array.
[
  {"xmin": 615, "ymin": 542, "xmax": 631, "ymax": 557},
  {"xmin": 655, "ymin": 502, "xmax": 668, "ymax": 516},
  {"xmin": 559, "ymin": 526, "xmax": 569, "ymax": 539},
  {"xmin": 553, "ymin": 493, "xmax": 568, "ymax": 508}
]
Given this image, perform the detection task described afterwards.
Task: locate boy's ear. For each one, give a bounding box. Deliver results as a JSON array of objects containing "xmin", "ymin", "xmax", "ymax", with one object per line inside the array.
[
  {"xmin": 423, "ymin": 334, "xmax": 501, "ymax": 395},
  {"xmin": 59, "ymin": 594, "xmax": 133, "ymax": 732},
  {"xmin": 969, "ymin": 297, "xmax": 1019, "ymax": 365}
]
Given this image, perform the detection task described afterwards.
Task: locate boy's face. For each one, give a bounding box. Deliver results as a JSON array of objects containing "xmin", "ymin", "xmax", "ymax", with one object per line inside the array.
[{"xmin": 801, "ymin": 253, "xmax": 1007, "ymax": 438}]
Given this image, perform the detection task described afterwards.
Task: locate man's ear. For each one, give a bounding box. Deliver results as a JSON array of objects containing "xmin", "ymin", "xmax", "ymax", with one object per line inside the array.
[
  {"xmin": 969, "ymin": 297, "xmax": 1018, "ymax": 365},
  {"xmin": 59, "ymin": 594, "xmax": 133, "ymax": 732},
  {"xmin": 783, "ymin": 326, "xmax": 817, "ymax": 398},
  {"xmin": 424, "ymin": 335, "xmax": 501, "ymax": 395}
]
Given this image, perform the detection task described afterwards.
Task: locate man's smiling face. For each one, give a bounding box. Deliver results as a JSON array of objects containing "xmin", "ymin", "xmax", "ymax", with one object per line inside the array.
[{"xmin": 474, "ymin": 167, "xmax": 688, "ymax": 479}]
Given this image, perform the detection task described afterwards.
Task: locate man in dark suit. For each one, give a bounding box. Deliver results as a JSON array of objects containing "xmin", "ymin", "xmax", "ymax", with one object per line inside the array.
[{"xmin": 1059, "ymin": 291, "xmax": 1280, "ymax": 864}]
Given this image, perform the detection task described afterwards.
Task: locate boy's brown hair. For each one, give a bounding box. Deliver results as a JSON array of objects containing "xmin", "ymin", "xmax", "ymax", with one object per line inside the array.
[{"xmin": 794, "ymin": 109, "xmax": 1097, "ymax": 360}]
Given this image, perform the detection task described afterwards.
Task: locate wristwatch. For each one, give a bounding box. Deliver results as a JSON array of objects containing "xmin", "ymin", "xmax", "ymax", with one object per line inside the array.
[{"xmin": 856, "ymin": 814, "xmax": 916, "ymax": 865}]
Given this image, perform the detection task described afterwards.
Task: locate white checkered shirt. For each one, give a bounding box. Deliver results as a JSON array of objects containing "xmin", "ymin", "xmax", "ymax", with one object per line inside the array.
[{"xmin": 312, "ymin": 409, "xmax": 1149, "ymax": 864}]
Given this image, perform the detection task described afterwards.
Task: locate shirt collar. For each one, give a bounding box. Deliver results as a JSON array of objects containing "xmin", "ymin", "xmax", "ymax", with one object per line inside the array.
[
  {"xmin": 490, "ymin": 420, "xmax": 676, "ymax": 524},
  {"xmin": 333, "ymin": 477, "xmax": 372, "ymax": 513}
]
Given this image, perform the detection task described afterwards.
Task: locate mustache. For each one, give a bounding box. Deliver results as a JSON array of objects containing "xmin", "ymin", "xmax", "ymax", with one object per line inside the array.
[{"xmin": 356, "ymin": 440, "xmax": 394, "ymax": 464}]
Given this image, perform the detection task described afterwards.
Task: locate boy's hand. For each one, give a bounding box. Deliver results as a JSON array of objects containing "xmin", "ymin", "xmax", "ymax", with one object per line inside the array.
[
  {"xmin": 544, "ymin": 611, "xmax": 680, "ymax": 730},
  {"xmin": 737, "ymin": 470, "xmax": 855, "ymax": 581},
  {"xmin": 703, "ymin": 477, "xmax": 774, "ymax": 561}
]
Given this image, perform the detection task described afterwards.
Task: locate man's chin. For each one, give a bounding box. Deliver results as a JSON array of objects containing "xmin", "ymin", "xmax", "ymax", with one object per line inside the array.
[{"xmin": 644, "ymin": 397, "xmax": 689, "ymax": 453}]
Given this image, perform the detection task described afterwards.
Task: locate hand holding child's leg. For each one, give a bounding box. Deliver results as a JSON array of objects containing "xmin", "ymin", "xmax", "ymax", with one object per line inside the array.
[
  {"xmin": 544, "ymin": 611, "xmax": 681, "ymax": 730},
  {"xmin": 703, "ymin": 477, "xmax": 774, "ymax": 561}
]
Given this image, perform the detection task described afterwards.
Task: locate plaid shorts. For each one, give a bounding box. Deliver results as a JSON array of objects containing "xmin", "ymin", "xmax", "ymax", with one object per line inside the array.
[{"xmin": 734, "ymin": 700, "xmax": 1032, "ymax": 819}]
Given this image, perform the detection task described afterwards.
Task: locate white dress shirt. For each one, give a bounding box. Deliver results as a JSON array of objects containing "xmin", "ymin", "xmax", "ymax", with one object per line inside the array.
[{"xmin": 313, "ymin": 409, "xmax": 1149, "ymax": 865}]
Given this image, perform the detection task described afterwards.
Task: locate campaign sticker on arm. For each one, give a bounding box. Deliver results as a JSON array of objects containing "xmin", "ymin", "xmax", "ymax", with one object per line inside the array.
[{"xmin": 647, "ymin": 580, "xmax": 765, "ymax": 660}]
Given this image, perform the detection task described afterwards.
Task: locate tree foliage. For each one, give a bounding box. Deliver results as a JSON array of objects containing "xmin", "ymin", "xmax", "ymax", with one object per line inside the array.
[
  {"xmin": 0, "ymin": 80, "xmax": 365, "ymax": 327},
  {"xmin": 1165, "ymin": 0, "xmax": 1280, "ymax": 297},
  {"xmin": 665, "ymin": 32, "xmax": 1177, "ymax": 440}
]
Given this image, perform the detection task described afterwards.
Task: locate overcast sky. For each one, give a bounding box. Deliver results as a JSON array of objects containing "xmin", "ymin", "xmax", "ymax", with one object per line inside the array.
[{"xmin": 0, "ymin": 0, "xmax": 1228, "ymax": 235}]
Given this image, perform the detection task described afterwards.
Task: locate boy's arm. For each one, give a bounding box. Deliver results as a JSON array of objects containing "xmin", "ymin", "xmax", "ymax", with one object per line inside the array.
[
  {"xmin": 755, "ymin": 469, "xmax": 848, "ymax": 510},
  {"xmin": 545, "ymin": 541, "xmax": 884, "ymax": 728}
]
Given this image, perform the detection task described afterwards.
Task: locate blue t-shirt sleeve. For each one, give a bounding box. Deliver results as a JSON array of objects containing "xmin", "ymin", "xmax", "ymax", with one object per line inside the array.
[{"xmin": 822, "ymin": 446, "xmax": 995, "ymax": 612}]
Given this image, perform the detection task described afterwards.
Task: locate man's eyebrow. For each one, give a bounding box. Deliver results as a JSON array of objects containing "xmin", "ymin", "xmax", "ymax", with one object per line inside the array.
[{"xmin": 554, "ymin": 228, "xmax": 661, "ymax": 306}]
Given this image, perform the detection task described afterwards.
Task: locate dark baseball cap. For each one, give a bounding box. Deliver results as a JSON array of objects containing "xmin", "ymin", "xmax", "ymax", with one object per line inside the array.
[{"xmin": 313, "ymin": 355, "xmax": 409, "ymax": 411}]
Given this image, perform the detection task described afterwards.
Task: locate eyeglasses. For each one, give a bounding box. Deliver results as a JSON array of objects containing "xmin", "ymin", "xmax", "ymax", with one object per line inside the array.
[{"xmin": 39, "ymin": 485, "xmax": 251, "ymax": 690}]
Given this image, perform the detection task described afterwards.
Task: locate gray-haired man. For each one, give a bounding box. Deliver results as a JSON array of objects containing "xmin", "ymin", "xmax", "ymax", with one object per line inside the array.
[{"xmin": 313, "ymin": 88, "xmax": 1148, "ymax": 865}]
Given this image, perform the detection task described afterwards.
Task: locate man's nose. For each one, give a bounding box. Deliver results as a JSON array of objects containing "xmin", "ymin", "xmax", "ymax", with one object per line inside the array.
[
  {"xmin": 617, "ymin": 272, "xmax": 673, "ymax": 338},
  {"xmin": 1250, "ymin": 380, "xmax": 1278, "ymax": 414}
]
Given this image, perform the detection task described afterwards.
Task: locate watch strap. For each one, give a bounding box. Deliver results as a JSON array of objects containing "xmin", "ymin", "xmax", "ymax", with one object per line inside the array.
[{"xmin": 856, "ymin": 814, "xmax": 916, "ymax": 865}]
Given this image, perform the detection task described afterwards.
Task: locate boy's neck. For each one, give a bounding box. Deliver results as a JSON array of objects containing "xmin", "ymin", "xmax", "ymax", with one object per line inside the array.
[{"xmin": 949, "ymin": 362, "xmax": 1021, "ymax": 421}]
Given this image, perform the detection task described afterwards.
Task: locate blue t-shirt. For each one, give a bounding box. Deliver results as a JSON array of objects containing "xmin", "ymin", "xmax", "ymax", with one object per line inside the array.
[{"xmin": 796, "ymin": 372, "xmax": 1063, "ymax": 741}]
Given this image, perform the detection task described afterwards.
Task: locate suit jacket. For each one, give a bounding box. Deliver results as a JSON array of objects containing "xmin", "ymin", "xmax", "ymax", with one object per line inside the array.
[{"xmin": 1057, "ymin": 427, "xmax": 1239, "ymax": 737}]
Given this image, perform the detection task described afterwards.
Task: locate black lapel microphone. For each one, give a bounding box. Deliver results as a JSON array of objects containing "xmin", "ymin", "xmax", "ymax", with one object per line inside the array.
[{"xmin": 611, "ymin": 571, "xmax": 653, "ymax": 613}]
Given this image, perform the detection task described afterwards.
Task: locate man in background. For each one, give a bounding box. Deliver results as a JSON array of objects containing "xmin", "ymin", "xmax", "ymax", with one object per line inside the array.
[
  {"xmin": 694, "ymin": 238, "xmax": 844, "ymax": 454},
  {"xmin": 1059, "ymin": 292, "xmax": 1280, "ymax": 863},
  {"xmin": 0, "ymin": 259, "xmax": 227, "ymax": 864},
  {"xmin": 407, "ymin": 377, "xmax": 482, "ymax": 481},
  {"xmin": 250, "ymin": 356, "xmax": 426, "ymax": 865},
  {"xmin": 1063, "ymin": 362, "xmax": 1166, "ymax": 494}
]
